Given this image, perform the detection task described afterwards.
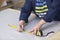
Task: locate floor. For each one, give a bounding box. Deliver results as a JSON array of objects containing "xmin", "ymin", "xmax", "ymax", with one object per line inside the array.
[{"xmin": 0, "ymin": 8, "xmax": 60, "ymax": 40}]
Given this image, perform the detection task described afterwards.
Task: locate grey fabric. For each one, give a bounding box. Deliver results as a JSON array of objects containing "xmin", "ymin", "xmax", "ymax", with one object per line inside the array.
[{"xmin": 0, "ymin": 9, "xmax": 60, "ymax": 40}]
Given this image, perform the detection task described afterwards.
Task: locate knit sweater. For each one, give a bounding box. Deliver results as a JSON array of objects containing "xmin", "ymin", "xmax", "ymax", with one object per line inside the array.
[{"xmin": 35, "ymin": 0, "xmax": 48, "ymax": 17}]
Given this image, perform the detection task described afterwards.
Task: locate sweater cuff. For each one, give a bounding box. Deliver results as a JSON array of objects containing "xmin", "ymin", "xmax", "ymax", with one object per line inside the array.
[
  {"xmin": 42, "ymin": 17, "xmax": 53, "ymax": 22},
  {"xmin": 19, "ymin": 18, "xmax": 28, "ymax": 23}
]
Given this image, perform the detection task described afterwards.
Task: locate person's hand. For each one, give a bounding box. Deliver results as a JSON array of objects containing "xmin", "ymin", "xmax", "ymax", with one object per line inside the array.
[
  {"xmin": 30, "ymin": 24, "xmax": 41, "ymax": 35},
  {"xmin": 17, "ymin": 20, "xmax": 25, "ymax": 32},
  {"xmin": 30, "ymin": 19, "xmax": 46, "ymax": 35}
]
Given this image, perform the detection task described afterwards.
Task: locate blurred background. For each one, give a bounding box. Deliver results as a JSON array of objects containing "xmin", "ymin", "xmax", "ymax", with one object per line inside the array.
[{"xmin": 0, "ymin": 0, "xmax": 25, "ymax": 10}]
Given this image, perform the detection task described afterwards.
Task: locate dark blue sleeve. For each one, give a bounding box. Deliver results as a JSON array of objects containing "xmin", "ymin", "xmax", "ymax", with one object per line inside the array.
[
  {"xmin": 19, "ymin": 0, "xmax": 33, "ymax": 23},
  {"xmin": 43, "ymin": 0, "xmax": 60, "ymax": 22}
]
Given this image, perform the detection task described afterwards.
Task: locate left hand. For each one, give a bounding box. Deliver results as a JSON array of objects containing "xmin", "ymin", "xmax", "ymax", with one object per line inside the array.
[
  {"xmin": 30, "ymin": 19, "xmax": 46, "ymax": 35},
  {"xmin": 30, "ymin": 25, "xmax": 40, "ymax": 35}
]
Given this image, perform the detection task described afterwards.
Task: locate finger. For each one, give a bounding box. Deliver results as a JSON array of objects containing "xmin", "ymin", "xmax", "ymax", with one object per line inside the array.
[
  {"xmin": 20, "ymin": 25, "xmax": 24, "ymax": 31},
  {"xmin": 21, "ymin": 25, "xmax": 24, "ymax": 30},
  {"xmin": 17, "ymin": 25, "xmax": 24, "ymax": 32},
  {"xmin": 33, "ymin": 29, "xmax": 37, "ymax": 35},
  {"xmin": 30, "ymin": 29, "xmax": 34, "ymax": 33},
  {"xmin": 19, "ymin": 25, "xmax": 22, "ymax": 28},
  {"xmin": 17, "ymin": 26, "xmax": 22, "ymax": 32}
]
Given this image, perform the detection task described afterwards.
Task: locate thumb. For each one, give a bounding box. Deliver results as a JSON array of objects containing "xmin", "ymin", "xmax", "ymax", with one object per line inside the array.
[
  {"xmin": 21, "ymin": 25, "xmax": 24, "ymax": 30},
  {"xmin": 17, "ymin": 25, "xmax": 24, "ymax": 32}
]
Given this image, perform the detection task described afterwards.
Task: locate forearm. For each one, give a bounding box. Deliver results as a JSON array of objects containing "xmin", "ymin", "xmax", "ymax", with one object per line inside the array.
[
  {"xmin": 45, "ymin": 0, "xmax": 60, "ymax": 22},
  {"xmin": 36, "ymin": 19, "xmax": 46, "ymax": 28},
  {"xmin": 19, "ymin": 20, "xmax": 25, "ymax": 23},
  {"xmin": 19, "ymin": 0, "xmax": 33, "ymax": 23}
]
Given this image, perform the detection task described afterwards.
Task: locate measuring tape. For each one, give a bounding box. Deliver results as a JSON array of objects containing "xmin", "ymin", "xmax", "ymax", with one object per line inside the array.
[
  {"xmin": 8, "ymin": 24, "xmax": 55, "ymax": 37},
  {"xmin": 8, "ymin": 24, "xmax": 43, "ymax": 36}
]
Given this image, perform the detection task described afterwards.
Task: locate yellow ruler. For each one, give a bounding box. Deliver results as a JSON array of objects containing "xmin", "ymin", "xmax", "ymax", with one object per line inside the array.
[
  {"xmin": 8, "ymin": 24, "xmax": 32, "ymax": 34},
  {"xmin": 8, "ymin": 24, "xmax": 17, "ymax": 28}
]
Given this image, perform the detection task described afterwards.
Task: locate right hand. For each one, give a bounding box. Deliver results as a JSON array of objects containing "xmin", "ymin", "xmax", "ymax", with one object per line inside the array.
[{"xmin": 17, "ymin": 20, "xmax": 25, "ymax": 32}]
